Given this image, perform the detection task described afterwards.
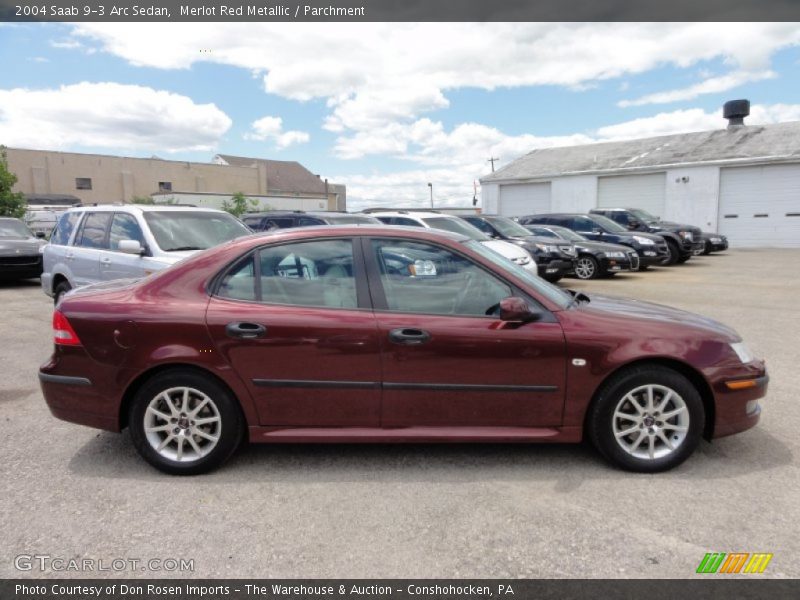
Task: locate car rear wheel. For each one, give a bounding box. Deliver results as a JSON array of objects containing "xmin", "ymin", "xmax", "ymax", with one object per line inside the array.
[
  {"xmin": 587, "ymin": 366, "xmax": 704, "ymax": 472},
  {"xmin": 702, "ymin": 240, "xmax": 713, "ymax": 255},
  {"xmin": 53, "ymin": 281, "xmax": 71, "ymax": 305},
  {"xmin": 129, "ymin": 369, "xmax": 244, "ymax": 475},
  {"xmin": 676, "ymin": 253, "xmax": 691, "ymax": 264},
  {"xmin": 574, "ymin": 255, "xmax": 600, "ymax": 280}
]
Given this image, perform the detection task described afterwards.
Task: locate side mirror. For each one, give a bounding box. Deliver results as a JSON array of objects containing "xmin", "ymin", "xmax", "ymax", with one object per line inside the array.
[
  {"xmin": 119, "ymin": 239, "xmax": 144, "ymax": 255},
  {"xmin": 592, "ymin": 228, "xmax": 602, "ymax": 235},
  {"xmin": 499, "ymin": 297, "xmax": 540, "ymax": 323},
  {"xmin": 35, "ymin": 231, "xmax": 46, "ymax": 239}
]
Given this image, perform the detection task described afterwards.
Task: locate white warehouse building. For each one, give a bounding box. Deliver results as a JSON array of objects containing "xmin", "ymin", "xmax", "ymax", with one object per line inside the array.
[{"xmin": 481, "ymin": 102, "xmax": 800, "ymax": 247}]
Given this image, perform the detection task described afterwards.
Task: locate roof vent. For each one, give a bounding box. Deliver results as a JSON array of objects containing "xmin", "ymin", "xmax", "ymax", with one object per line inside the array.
[{"xmin": 723, "ymin": 99, "xmax": 750, "ymax": 129}]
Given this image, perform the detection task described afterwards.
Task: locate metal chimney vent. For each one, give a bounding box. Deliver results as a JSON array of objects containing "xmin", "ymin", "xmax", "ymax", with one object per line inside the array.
[{"xmin": 723, "ymin": 99, "xmax": 750, "ymax": 128}]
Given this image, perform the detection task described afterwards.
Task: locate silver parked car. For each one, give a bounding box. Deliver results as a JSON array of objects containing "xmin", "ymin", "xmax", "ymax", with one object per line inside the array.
[{"xmin": 43, "ymin": 205, "xmax": 252, "ymax": 303}]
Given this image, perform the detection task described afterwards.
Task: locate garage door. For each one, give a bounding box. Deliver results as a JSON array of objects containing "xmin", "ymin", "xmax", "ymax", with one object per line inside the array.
[
  {"xmin": 597, "ymin": 173, "xmax": 666, "ymax": 216},
  {"xmin": 719, "ymin": 165, "xmax": 800, "ymax": 248},
  {"xmin": 498, "ymin": 182, "xmax": 551, "ymax": 217}
]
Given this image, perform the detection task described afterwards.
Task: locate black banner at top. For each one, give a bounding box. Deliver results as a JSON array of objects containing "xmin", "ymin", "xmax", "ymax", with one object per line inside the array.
[{"xmin": 2, "ymin": 0, "xmax": 800, "ymax": 22}]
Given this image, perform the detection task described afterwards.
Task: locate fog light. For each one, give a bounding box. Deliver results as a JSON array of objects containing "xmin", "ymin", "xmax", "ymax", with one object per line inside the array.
[
  {"xmin": 644, "ymin": 251, "xmax": 656, "ymax": 256},
  {"xmin": 746, "ymin": 400, "xmax": 760, "ymax": 415}
]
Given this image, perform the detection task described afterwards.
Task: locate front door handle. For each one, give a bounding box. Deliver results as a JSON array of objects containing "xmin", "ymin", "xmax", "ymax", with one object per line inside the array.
[
  {"xmin": 388, "ymin": 328, "xmax": 431, "ymax": 345},
  {"xmin": 225, "ymin": 322, "xmax": 267, "ymax": 339}
]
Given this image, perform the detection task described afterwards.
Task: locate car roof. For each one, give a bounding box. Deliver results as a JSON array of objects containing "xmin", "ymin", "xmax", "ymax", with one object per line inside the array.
[
  {"xmin": 368, "ymin": 211, "xmax": 459, "ymax": 219},
  {"xmin": 66, "ymin": 204, "xmax": 228, "ymax": 214},
  {"xmin": 239, "ymin": 224, "xmax": 469, "ymax": 246}
]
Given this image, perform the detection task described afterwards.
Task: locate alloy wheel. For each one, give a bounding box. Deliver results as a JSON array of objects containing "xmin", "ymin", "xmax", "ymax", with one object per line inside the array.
[
  {"xmin": 143, "ymin": 386, "xmax": 222, "ymax": 463},
  {"xmin": 612, "ymin": 384, "xmax": 689, "ymax": 460},
  {"xmin": 574, "ymin": 257, "xmax": 596, "ymax": 279}
]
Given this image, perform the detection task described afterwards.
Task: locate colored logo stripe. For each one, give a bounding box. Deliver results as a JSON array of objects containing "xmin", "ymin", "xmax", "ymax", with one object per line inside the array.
[{"xmin": 697, "ymin": 552, "xmax": 773, "ymax": 574}]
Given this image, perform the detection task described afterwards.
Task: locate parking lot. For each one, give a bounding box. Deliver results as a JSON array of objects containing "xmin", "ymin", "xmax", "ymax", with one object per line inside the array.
[{"xmin": 0, "ymin": 248, "xmax": 798, "ymax": 579}]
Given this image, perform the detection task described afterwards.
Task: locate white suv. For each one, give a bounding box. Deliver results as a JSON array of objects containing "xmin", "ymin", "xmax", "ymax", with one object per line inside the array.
[
  {"xmin": 367, "ymin": 211, "xmax": 538, "ymax": 277},
  {"xmin": 43, "ymin": 205, "xmax": 252, "ymax": 303}
]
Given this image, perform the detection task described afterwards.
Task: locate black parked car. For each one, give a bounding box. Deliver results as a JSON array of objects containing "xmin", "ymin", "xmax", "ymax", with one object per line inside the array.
[
  {"xmin": 589, "ymin": 208, "xmax": 704, "ymax": 265},
  {"xmin": 522, "ymin": 224, "xmax": 639, "ymax": 279},
  {"xmin": 517, "ymin": 213, "xmax": 668, "ymax": 269},
  {"xmin": 699, "ymin": 232, "xmax": 729, "ymax": 255},
  {"xmin": 242, "ymin": 211, "xmax": 382, "ymax": 231},
  {"xmin": 461, "ymin": 214, "xmax": 575, "ymax": 282},
  {"xmin": 0, "ymin": 218, "xmax": 46, "ymax": 280}
]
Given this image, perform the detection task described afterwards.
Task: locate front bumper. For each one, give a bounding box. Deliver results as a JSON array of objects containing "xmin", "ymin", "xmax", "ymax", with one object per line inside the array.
[
  {"xmin": 537, "ymin": 258, "xmax": 574, "ymax": 278},
  {"xmin": 0, "ymin": 255, "xmax": 43, "ymax": 279},
  {"xmin": 709, "ymin": 362, "xmax": 768, "ymax": 439},
  {"xmin": 598, "ymin": 254, "xmax": 634, "ymax": 274}
]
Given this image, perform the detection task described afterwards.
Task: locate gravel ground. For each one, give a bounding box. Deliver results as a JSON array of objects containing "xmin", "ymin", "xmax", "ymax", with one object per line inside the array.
[{"xmin": 0, "ymin": 249, "xmax": 797, "ymax": 579}]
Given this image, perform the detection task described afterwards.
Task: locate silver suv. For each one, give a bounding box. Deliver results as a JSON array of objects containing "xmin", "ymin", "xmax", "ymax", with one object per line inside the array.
[{"xmin": 43, "ymin": 205, "xmax": 252, "ymax": 303}]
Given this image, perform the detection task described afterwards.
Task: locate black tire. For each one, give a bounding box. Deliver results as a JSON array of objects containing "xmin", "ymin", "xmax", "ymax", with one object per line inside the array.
[
  {"xmin": 53, "ymin": 280, "xmax": 71, "ymax": 305},
  {"xmin": 676, "ymin": 253, "xmax": 691, "ymax": 264},
  {"xmin": 587, "ymin": 365, "xmax": 704, "ymax": 473},
  {"xmin": 129, "ymin": 369, "xmax": 244, "ymax": 475},
  {"xmin": 638, "ymin": 264, "xmax": 650, "ymax": 271},
  {"xmin": 702, "ymin": 240, "xmax": 712, "ymax": 255},
  {"xmin": 574, "ymin": 255, "xmax": 600, "ymax": 280},
  {"xmin": 544, "ymin": 273, "xmax": 563, "ymax": 283},
  {"xmin": 662, "ymin": 240, "xmax": 680, "ymax": 266}
]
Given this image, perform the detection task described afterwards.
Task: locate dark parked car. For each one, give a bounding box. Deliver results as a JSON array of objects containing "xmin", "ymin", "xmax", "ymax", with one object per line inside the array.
[
  {"xmin": 523, "ymin": 224, "xmax": 639, "ymax": 279},
  {"xmin": 40, "ymin": 225, "xmax": 766, "ymax": 475},
  {"xmin": 518, "ymin": 213, "xmax": 669, "ymax": 268},
  {"xmin": 242, "ymin": 211, "xmax": 381, "ymax": 231},
  {"xmin": 590, "ymin": 208, "xmax": 704, "ymax": 265},
  {"xmin": 699, "ymin": 232, "xmax": 729, "ymax": 255},
  {"xmin": 461, "ymin": 214, "xmax": 575, "ymax": 283},
  {"xmin": 0, "ymin": 217, "xmax": 46, "ymax": 280}
]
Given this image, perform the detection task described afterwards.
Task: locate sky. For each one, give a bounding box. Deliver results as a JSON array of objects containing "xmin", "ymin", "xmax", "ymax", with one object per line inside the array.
[{"xmin": 1, "ymin": 22, "xmax": 800, "ymax": 210}]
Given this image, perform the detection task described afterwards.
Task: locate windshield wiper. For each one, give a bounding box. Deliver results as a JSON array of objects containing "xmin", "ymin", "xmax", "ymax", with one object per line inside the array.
[{"xmin": 165, "ymin": 246, "xmax": 204, "ymax": 252}]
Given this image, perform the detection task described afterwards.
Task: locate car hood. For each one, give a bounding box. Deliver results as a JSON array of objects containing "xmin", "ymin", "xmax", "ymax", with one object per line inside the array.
[
  {"xmin": 647, "ymin": 220, "xmax": 701, "ymax": 234},
  {"xmin": 0, "ymin": 238, "xmax": 45, "ymax": 256},
  {"xmin": 607, "ymin": 230, "xmax": 663, "ymax": 242},
  {"xmin": 577, "ymin": 293, "xmax": 739, "ymax": 340},
  {"xmin": 481, "ymin": 239, "xmax": 530, "ymax": 260}
]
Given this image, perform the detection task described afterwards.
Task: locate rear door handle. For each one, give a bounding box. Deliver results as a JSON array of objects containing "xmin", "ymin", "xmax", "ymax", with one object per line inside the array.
[
  {"xmin": 225, "ymin": 322, "xmax": 267, "ymax": 339},
  {"xmin": 388, "ymin": 328, "xmax": 431, "ymax": 345}
]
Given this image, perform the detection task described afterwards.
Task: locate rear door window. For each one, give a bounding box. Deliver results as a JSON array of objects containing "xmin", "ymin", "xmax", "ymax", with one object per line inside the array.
[{"xmin": 51, "ymin": 212, "xmax": 81, "ymax": 246}]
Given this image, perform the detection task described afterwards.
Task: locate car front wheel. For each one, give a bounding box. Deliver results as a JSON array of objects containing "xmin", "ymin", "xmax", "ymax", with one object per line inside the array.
[
  {"xmin": 662, "ymin": 240, "xmax": 680, "ymax": 266},
  {"xmin": 574, "ymin": 255, "xmax": 600, "ymax": 280},
  {"xmin": 587, "ymin": 366, "xmax": 704, "ymax": 472},
  {"xmin": 129, "ymin": 369, "xmax": 244, "ymax": 475}
]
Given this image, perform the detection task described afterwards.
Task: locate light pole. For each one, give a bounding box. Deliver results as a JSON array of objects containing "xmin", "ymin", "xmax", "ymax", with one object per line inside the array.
[{"xmin": 427, "ymin": 182, "xmax": 433, "ymax": 208}]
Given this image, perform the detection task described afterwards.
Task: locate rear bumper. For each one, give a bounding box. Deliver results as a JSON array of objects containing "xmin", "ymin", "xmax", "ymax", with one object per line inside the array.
[{"xmin": 39, "ymin": 352, "xmax": 123, "ymax": 433}]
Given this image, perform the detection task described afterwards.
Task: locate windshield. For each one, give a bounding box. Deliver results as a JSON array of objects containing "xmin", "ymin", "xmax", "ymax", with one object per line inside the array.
[
  {"xmin": 0, "ymin": 220, "xmax": 34, "ymax": 239},
  {"xmin": 548, "ymin": 226, "xmax": 587, "ymax": 242},
  {"xmin": 324, "ymin": 215, "xmax": 382, "ymax": 225},
  {"xmin": 488, "ymin": 217, "xmax": 534, "ymax": 238},
  {"xmin": 464, "ymin": 240, "xmax": 572, "ymax": 309},
  {"xmin": 143, "ymin": 211, "xmax": 252, "ymax": 252},
  {"xmin": 629, "ymin": 208, "xmax": 659, "ymax": 223},
  {"xmin": 422, "ymin": 217, "xmax": 489, "ymax": 241},
  {"xmin": 590, "ymin": 214, "xmax": 628, "ymax": 233}
]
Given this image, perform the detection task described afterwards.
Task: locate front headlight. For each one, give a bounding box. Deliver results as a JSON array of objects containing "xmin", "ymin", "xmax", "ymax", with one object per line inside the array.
[
  {"xmin": 633, "ymin": 236, "xmax": 655, "ymax": 245},
  {"xmin": 679, "ymin": 231, "xmax": 694, "ymax": 241},
  {"xmin": 535, "ymin": 243, "xmax": 559, "ymax": 253},
  {"xmin": 604, "ymin": 251, "xmax": 625, "ymax": 258},
  {"xmin": 511, "ymin": 256, "xmax": 531, "ymax": 265},
  {"xmin": 730, "ymin": 342, "xmax": 756, "ymax": 363},
  {"xmin": 710, "ymin": 237, "xmax": 722, "ymax": 243}
]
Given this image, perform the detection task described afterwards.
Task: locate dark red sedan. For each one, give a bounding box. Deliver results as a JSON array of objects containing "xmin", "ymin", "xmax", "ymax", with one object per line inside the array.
[{"xmin": 39, "ymin": 226, "xmax": 767, "ymax": 475}]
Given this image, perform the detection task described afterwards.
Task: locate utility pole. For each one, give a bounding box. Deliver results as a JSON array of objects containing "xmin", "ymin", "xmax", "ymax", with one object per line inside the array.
[
  {"xmin": 488, "ymin": 157, "xmax": 499, "ymax": 172},
  {"xmin": 427, "ymin": 182, "xmax": 433, "ymax": 208}
]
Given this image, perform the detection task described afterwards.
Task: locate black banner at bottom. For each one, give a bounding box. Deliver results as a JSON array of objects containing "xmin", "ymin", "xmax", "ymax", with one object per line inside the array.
[{"xmin": 3, "ymin": 579, "xmax": 799, "ymax": 600}]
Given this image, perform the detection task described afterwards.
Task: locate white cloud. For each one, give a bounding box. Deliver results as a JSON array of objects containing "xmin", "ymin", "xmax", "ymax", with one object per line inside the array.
[
  {"xmin": 619, "ymin": 70, "xmax": 777, "ymax": 107},
  {"xmin": 244, "ymin": 116, "xmax": 309, "ymax": 149},
  {"xmin": 0, "ymin": 82, "xmax": 231, "ymax": 153},
  {"xmin": 68, "ymin": 22, "xmax": 800, "ymax": 138}
]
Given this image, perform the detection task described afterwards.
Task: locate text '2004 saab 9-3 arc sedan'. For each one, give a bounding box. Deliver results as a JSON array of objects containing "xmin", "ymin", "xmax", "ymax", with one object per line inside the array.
[{"xmin": 39, "ymin": 225, "xmax": 767, "ymax": 475}]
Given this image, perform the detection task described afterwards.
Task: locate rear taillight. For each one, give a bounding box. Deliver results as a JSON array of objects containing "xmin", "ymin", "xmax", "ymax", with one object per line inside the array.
[{"xmin": 53, "ymin": 310, "xmax": 81, "ymax": 346}]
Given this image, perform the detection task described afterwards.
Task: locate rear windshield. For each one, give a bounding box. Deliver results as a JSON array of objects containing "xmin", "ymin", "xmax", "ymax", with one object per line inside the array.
[
  {"xmin": 422, "ymin": 217, "xmax": 489, "ymax": 241},
  {"xmin": 143, "ymin": 211, "xmax": 251, "ymax": 252},
  {"xmin": 487, "ymin": 217, "xmax": 533, "ymax": 238},
  {"xmin": 590, "ymin": 214, "xmax": 628, "ymax": 233},
  {"xmin": 0, "ymin": 220, "xmax": 34, "ymax": 239}
]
